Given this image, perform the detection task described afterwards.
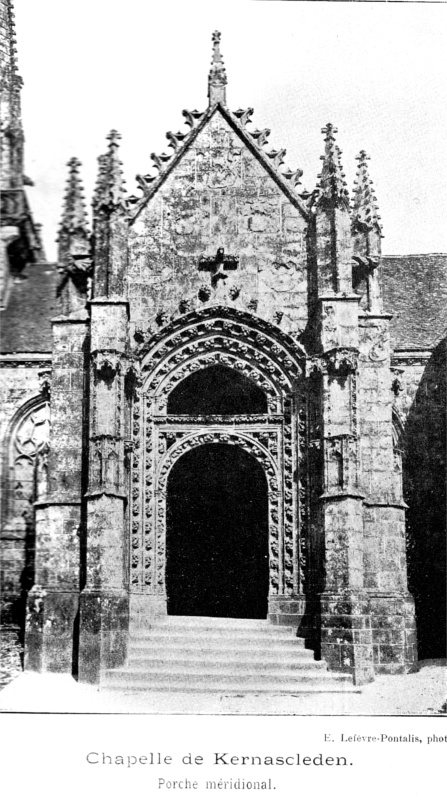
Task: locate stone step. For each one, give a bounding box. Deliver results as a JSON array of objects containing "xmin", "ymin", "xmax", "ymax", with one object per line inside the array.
[
  {"xmin": 103, "ymin": 616, "xmax": 356, "ymax": 695},
  {"xmin": 104, "ymin": 668, "xmax": 352, "ymax": 686},
  {"xmin": 103, "ymin": 671, "xmax": 357, "ymax": 693},
  {"xmin": 106, "ymin": 683, "xmax": 360, "ymax": 695},
  {"xmin": 129, "ymin": 630, "xmax": 304, "ymax": 646},
  {"xmin": 125, "ymin": 657, "xmax": 328, "ymax": 673},
  {"xmin": 131, "ymin": 616, "xmax": 273, "ymax": 630},
  {"xmin": 127, "ymin": 652, "xmax": 321, "ymax": 669},
  {"xmin": 127, "ymin": 642, "xmax": 311, "ymax": 661}
]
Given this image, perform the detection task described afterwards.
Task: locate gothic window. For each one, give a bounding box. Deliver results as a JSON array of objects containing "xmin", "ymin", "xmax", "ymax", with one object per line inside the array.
[
  {"xmin": 3, "ymin": 400, "xmax": 50, "ymax": 524},
  {"xmin": 167, "ymin": 364, "xmax": 267, "ymax": 415}
]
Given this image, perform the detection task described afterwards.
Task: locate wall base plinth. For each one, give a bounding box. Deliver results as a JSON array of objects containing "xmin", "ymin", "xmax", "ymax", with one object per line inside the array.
[
  {"xmin": 24, "ymin": 586, "xmax": 79, "ymax": 674},
  {"xmin": 129, "ymin": 594, "xmax": 168, "ymax": 629},
  {"xmin": 78, "ymin": 589, "xmax": 129, "ymax": 685},
  {"xmin": 369, "ymin": 592, "xmax": 418, "ymax": 673},
  {"xmin": 319, "ymin": 592, "xmax": 375, "ymax": 685},
  {"xmin": 268, "ymin": 595, "xmax": 307, "ymax": 627}
]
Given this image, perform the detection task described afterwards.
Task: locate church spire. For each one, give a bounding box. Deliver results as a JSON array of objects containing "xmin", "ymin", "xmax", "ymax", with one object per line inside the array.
[
  {"xmin": 0, "ymin": 0, "xmax": 24, "ymax": 189},
  {"xmin": 316, "ymin": 124, "xmax": 350, "ymax": 211},
  {"xmin": 57, "ymin": 157, "xmax": 90, "ymax": 263},
  {"xmin": 208, "ymin": 31, "xmax": 227, "ymax": 106},
  {"xmin": 351, "ymin": 150, "xmax": 383, "ymax": 237}
]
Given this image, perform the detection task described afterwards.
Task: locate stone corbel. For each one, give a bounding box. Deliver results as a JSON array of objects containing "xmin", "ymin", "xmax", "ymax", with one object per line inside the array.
[
  {"xmin": 306, "ymin": 348, "xmax": 358, "ymax": 378},
  {"xmin": 91, "ymin": 351, "xmax": 121, "ymax": 385}
]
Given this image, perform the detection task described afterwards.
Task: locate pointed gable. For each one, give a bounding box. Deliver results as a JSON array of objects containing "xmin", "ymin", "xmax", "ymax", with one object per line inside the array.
[
  {"xmin": 127, "ymin": 34, "xmax": 311, "ymax": 336},
  {"xmin": 128, "ymin": 105, "xmax": 310, "ymax": 335}
]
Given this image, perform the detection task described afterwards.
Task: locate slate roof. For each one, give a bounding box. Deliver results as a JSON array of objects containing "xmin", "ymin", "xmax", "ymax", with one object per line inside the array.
[
  {"xmin": 0, "ymin": 261, "xmax": 60, "ymax": 353},
  {"xmin": 1, "ymin": 256, "xmax": 446, "ymax": 356},
  {"xmin": 382, "ymin": 254, "xmax": 447, "ymax": 350}
]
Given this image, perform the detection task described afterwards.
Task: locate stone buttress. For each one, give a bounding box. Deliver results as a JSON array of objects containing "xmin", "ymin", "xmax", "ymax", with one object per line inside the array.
[
  {"xmin": 24, "ymin": 164, "xmax": 90, "ymax": 670},
  {"xmin": 21, "ymin": 31, "xmax": 417, "ymax": 686},
  {"xmin": 352, "ymin": 151, "xmax": 417, "ymax": 674},
  {"xmin": 78, "ymin": 132, "xmax": 132, "ymax": 683}
]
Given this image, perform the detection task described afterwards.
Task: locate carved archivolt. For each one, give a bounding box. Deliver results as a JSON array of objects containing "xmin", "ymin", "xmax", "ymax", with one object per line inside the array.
[
  {"xmin": 154, "ymin": 429, "xmax": 281, "ymax": 596},
  {"xmin": 128, "ymin": 308, "xmax": 308, "ymax": 602},
  {"xmin": 157, "ymin": 430, "xmax": 278, "ymax": 491},
  {"xmin": 140, "ymin": 307, "xmax": 304, "ymax": 401}
]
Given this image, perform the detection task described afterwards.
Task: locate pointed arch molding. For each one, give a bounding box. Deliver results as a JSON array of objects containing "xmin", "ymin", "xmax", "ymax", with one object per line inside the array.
[
  {"xmin": 130, "ymin": 307, "xmax": 307, "ymax": 605},
  {"xmin": 140, "ymin": 306, "xmax": 306, "ymax": 413}
]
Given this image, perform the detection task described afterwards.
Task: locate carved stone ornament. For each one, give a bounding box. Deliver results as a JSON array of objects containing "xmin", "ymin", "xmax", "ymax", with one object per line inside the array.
[
  {"xmin": 307, "ymin": 348, "xmax": 358, "ymax": 377},
  {"xmin": 391, "ymin": 368, "xmax": 405, "ymax": 396},
  {"xmin": 38, "ymin": 368, "xmax": 51, "ymax": 400},
  {"xmin": 91, "ymin": 351, "xmax": 121, "ymax": 384},
  {"xmin": 128, "ymin": 307, "xmax": 309, "ymax": 599},
  {"xmin": 141, "ymin": 308, "xmax": 304, "ymax": 404}
]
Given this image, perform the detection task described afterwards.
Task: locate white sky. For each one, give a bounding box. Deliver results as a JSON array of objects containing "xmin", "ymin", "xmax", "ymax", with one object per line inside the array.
[{"xmin": 13, "ymin": 0, "xmax": 447, "ymax": 260}]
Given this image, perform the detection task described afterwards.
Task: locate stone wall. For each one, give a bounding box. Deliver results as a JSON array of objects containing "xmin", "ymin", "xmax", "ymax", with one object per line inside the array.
[
  {"xmin": 128, "ymin": 109, "xmax": 308, "ymax": 336},
  {"xmin": 0, "ymin": 360, "xmax": 50, "ymax": 626}
]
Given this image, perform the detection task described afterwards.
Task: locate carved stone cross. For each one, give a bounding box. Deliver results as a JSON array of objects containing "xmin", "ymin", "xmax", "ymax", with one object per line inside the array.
[{"xmin": 198, "ymin": 247, "xmax": 238, "ymax": 287}]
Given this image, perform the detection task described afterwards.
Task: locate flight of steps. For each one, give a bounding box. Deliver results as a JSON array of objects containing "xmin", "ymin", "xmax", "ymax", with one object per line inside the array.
[{"xmin": 102, "ymin": 616, "xmax": 359, "ymax": 694}]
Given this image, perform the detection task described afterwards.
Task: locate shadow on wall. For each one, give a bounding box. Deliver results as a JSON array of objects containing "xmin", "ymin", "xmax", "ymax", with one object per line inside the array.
[{"xmin": 403, "ymin": 338, "xmax": 446, "ymax": 660}]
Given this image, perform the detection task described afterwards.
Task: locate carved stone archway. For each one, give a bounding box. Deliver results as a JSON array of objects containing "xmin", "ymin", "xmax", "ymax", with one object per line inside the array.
[{"xmin": 129, "ymin": 307, "xmax": 308, "ymax": 624}]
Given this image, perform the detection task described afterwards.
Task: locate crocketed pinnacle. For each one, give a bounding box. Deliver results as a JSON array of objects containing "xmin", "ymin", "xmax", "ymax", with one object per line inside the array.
[
  {"xmin": 57, "ymin": 158, "xmax": 90, "ymax": 261},
  {"xmin": 351, "ymin": 150, "xmax": 382, "ymax": 233},
  {"xmin": 0, "ymin": 0, "xmax": 21, "ymax": 94},
  {"xmin": 208, "ymin": 30, "xmax": 227, "ymax": 106},
  {"xmin": 0, "ymin": 0, "xmax": 24, "ymax": 188},
  {"xmin": 316, "ymin": 123, "xmax": 350, "ymax": 211},
  {"xmin": 58, "ymin": 158, "xmax": 89, "ymax": 236},
  {"xmin": 92, "ymin": 130, "xmax": 127, "ymax": 214}
]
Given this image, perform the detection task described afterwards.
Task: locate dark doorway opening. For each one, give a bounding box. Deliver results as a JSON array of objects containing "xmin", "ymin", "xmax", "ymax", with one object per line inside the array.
[
  {"xmin": 167, "ymin": 365, "xmax": 267, "ymax": 415},
  {"xmin": 166, "ymin": 444, "xmax": 269, "ymax": 619}
]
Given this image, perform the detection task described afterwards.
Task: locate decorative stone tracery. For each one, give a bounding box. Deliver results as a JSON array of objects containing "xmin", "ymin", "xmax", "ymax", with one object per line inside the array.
[
  {"xmin": 4, "ymin": 399, "xmax": 51, "ymax": 523},
  {"xmin": 128, "ymin": 308, "xmax": 308, "ymax": 611}
]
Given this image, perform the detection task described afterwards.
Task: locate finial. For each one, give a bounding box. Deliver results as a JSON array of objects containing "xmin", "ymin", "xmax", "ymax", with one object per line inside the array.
[
  {"xmin": 106, "ymin": 129, "xmax": 122, "ymax": 147},
  {"xmin": 208, "ymin": 30, "xmax": 227, "ymax": 106},
  {"xmin": 316, "ymin": 123, "xmax": 350, "ymax": 211},
  {"xmin": 351, "ymin": 149, "xmax": 382, "ymax": 234}
]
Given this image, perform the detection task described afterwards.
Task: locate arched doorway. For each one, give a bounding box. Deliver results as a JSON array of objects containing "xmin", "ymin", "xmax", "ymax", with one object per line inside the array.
[
  {"xmin": 166, "ymin": 443, "xmax": 269, "ymax": 618},
  {"xmin": 167, "ymin": 364, "xmax": 268, "ymax": 415}
]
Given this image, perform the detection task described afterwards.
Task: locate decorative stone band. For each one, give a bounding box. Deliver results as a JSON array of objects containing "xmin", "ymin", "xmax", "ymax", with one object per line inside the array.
[
  {"xmin": 391, "ymin": 350, "xmax": 432, "ymax": 368},
  {"xmin": 0, "ymin": 356, "xmax": 52, "ymax": 368}
]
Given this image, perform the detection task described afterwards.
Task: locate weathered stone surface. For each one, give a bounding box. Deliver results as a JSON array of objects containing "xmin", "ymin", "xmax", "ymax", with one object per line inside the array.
[{"xmin": 3, "ymin": 24, "xmax": 445, "ymax": 693}]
